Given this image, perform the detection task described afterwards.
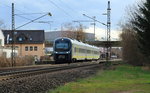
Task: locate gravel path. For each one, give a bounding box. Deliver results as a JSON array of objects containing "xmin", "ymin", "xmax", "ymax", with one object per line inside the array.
[{"xmin": 0, "ymin": 65, "xmax": 102, "ymax": 93}]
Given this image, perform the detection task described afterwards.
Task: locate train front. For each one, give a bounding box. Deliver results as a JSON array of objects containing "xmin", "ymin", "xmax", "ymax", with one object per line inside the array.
[{"xmin": 53, "ymin": 38, "xmax": 72, "ymax": 63}]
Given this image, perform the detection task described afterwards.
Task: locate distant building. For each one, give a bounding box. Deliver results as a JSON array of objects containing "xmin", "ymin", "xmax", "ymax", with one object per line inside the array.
[
  {"xmin": 45, "ymin": 31, "xmax": 95, "ymax": 42},
  {"xmin": 2, "ymin": 30, "xmax": 45, "ymax": 59}
]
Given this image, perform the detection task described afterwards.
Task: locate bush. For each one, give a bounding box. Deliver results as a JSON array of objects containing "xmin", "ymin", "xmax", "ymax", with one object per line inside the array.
[
  {"xmin": 0, "ymin": 56, "xmax": 34, "ymax": 67},
  {"xmin": 121, "ymin": 28, "xmax": 144, "ymax": 66},
  {"xmin": 0, "ymin": 56, "xmax": 11, "ymax": 67}
]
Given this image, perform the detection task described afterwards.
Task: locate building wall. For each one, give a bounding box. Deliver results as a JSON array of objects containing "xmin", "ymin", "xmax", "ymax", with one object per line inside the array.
[
  {"xmin": 18, "ymin": 43, "xmax": 45, "ymax": 59},
  {"xmin": 5, "ymin": 43, "xmax": 45, "ymax": 59},
  {"xmin": 0, "ymin": 47, "xmax": 18, "ymax": 58}
]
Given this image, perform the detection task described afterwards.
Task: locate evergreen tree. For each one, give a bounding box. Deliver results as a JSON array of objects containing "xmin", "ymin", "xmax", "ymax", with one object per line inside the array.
[{"xmin": 131, "ymin": 0, "xmax": 150, "ymax": 63}]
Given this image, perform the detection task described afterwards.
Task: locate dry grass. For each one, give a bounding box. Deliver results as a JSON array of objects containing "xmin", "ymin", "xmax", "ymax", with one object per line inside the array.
[
  {"xmin": 0, "ymin": 56, "xmax": 34, "ymax": 67},
  {"xmin": 0, "ymin": 56, "xmax": 11, "ymax": 67}
]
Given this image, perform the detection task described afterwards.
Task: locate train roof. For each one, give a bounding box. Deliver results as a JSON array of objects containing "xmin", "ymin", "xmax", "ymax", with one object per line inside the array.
[{"xmin": 55, "ymin": 37, "xmax": 99, "ymax": 49}]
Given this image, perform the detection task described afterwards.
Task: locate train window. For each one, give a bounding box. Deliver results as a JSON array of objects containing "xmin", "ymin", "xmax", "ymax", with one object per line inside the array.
[
  {"xmin": 78, "ymin": 48, "xmax": 84, "ymax": 53},
  {"xmin": 83, "ymin": 49, "xmax": 85, "ymax": 53},
  {"xmin": 74, "ymin": 47, "xmax": 76, "ymax": 52},
  {"xmin": 79, "ymin": 48, "xmax": 82, "ymax": 53},
  {"xmin": 87, "ymin": 50, "xmax": 91, "ymax": 53},
  {"xmin": 94, "ymin": 51, "xmax": 99, "ymax": 54}
]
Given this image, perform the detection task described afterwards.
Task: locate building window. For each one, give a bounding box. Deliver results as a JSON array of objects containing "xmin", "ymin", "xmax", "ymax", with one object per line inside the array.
[
  {"xmin": 34, "ymin": 46, "xmax": 38, "ymax": 51},
  {"xmin": 30, "ymin": 46, "xmax": 33, "ymax": 51},
  {"xmin": 25, "ymin": 46, "xmax": 28, "ymax": 51},
  {"xmin": 18, "ymin": 37, "xmax": 23, "ymax": 41},
  {"xmin": 29, "ymin": 38, "xmax": 32, "ymax": 41},
  {"xmin": 9, "ymin": 38, "xmax": 12, "ymax": 41}
]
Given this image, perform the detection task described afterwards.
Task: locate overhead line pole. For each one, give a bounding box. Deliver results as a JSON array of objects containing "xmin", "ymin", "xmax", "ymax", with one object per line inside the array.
[
  {"xmin": 103, "ymin": 1, "xmax": 111, "ymax": 63},
  {"xmin": 107, "ymin": 1, "xmax": 111, "ymax": 60},
  {"xmin": 11, "ymin": 3, "xmax": 15, "ymax": 67}
]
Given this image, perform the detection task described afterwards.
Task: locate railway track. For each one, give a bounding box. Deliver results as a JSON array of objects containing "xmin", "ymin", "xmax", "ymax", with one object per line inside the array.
[{"xmin": 0, "ymin": 62, "xmax": 100, "ymax": 81}]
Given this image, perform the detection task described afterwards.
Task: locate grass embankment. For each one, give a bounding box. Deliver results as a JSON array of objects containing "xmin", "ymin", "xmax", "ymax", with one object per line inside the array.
[{"xmin": 50, "ymin": 65, "xmax": 150, "ymax": 93}]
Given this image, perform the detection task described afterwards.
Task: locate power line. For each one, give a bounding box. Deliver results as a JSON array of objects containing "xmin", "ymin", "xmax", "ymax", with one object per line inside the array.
[
  {"xmin": 47, "ymin": 0, "xmax": 73, "ymax": 19},
  {"xmin": 1, "ymin": 3, "xmax": 49, "ymax": 20},
  {"xmin": 1, "ymin": 3, "xmax": 25, "ymax": 13},
  {"xmin": 15, "ymin": 13, "xmax": 52, "ymax": 29},
  {"xmin": 15, "ymin": 12, "xmax": 49, "ymax": 15},
  {"xmin": 15, "ymin": 15, "xmax": 32, "ymax": 21}
]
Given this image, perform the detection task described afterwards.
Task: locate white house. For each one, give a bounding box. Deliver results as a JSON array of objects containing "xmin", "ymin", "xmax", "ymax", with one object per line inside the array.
[
  {"xmin": 0, "ymin": 30, "xmax": 4, "ymax": 46},
  {"xmin": 0, "ymin": 30, "xmax": 18, "ymax": 58}
]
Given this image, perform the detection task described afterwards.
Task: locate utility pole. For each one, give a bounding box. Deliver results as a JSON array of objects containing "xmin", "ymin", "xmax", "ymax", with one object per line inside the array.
[
  {"xmin": 107, "ymin": 1, "xmax": 111, "ymax": 42},
  {"xmin": 104, "ymin": 1, "xmax": 111, "ymax": 62},
  {"xmin": 92, "ymin": 16, "xmax": 96, "ymax": 40},
  {"xmin": 107, "ymin": 1, "xmax": 111, "ymax": 59},
  {"xmin": 11, "ymin": 3, "xmax": 15, "ymax": 67}
]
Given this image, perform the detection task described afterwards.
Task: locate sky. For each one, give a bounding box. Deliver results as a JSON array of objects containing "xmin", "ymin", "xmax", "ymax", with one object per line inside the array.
[{"xmin": 0, "ymin": 0, "xmax": 140, "ymax": 40}]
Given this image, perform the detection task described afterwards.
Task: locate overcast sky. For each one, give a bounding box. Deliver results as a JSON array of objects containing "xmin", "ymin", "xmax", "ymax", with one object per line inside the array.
[{"xmin": 0, "ymin": 0, "xmax": 140, "ymax": 40}]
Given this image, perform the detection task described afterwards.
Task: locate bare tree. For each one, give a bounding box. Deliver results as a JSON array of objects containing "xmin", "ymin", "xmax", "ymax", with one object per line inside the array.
[
  {"xmin": 120, "ymin": 24, "xmax": 144, "ymax": 66},
  {"xmin": 75, "ymin": 24, "xmax": 86, "ymax": 42},
  {"xmin": 61, "ymin": 23, "xmax": 86, "ymax": 42},
  {"xmin": 0, "ymin": 20, "xmax": 6, "ymax": 29}
]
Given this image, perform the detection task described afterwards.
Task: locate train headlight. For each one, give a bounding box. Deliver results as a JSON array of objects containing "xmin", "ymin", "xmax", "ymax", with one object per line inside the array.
[
  {"xmin": 66, "ymin": 52, "xmax": 69, "ymax": 54},
  {"xmin": 55, "ymin": 52, "xmax": 58, "ymax": 53}
]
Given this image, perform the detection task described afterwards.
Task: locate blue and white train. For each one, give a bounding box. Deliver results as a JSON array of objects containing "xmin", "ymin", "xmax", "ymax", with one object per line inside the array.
[{"xmin": 53, "ymin": 37, "xmax": 100, "ymax": 63}]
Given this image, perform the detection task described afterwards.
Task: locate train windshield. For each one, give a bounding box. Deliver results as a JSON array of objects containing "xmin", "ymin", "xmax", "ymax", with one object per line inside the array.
[{"xmin": 55, "ymin": 40, "xmax": 70, "ymax": 51}]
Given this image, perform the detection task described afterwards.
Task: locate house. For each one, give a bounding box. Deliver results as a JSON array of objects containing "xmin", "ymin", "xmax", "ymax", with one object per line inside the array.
[
  {"xmin": 2, "ymin": 30, "xmax": 45, "ymax": 59},
  {"xmin": 0, "ymin": 30, "xmax": 4, "ymax": 46},
  {"xmin": 0, "ymin": 29, "xmax": 5, "ymax": 56},
  {"xmin": 0, "ymin": 30, "xmax": 18, "ymax": 58}
]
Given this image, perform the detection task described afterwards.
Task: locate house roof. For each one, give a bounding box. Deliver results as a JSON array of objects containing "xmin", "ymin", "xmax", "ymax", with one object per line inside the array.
[{"xmin": 2, "ymin": 30, "xmax": 45, "ymax": 44}]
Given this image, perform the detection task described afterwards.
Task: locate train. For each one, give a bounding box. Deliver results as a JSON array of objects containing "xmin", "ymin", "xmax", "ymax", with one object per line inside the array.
[{"xmin": 53, "ymin": 37, "xmax": 100, "ymax": 63}]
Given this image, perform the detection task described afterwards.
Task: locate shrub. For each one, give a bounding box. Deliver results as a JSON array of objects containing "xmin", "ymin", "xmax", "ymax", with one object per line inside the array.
[{"xmin": 0, "ymin": 56, "xmax": 34, "ymax": 67}]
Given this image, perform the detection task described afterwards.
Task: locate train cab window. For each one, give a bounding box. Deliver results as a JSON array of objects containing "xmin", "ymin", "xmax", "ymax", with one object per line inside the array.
[
  {"xmin": 55, "ymin": 40, "xmax": 70, "ymax": 51},
  {"xmin": 56, "ymin": 43, "xmax": 68, "ymax": 49}
]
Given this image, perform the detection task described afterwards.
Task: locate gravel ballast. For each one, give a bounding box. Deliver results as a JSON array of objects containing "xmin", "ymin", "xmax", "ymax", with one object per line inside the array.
[{"xmin": 0, "ymin": 65, "xmax": 101, "ymax": 93}]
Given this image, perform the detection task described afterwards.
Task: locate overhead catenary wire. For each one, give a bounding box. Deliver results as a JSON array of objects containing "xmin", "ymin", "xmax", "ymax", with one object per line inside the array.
[
  {"xmin": 1, "ymin": 2, "xmax": 51, "ymax": 20},
  {"xmin": 15, "ymin": 12, "xmax": 50, "ymax": 15},
  {"xmin": 15, "ymin": 13, "xmax": 52, "ymax": 30},
  {"xmin": 47, "ymin": 0, "xmax": 74, "ymax": 19},
  {"xmin": 15, "ymin": 15, "xmax": 32, "ymax": 21},
  {"xmin": 58, "ymin": 0, "xmax": 78, "ymax": 13},
  {"xmin": 0, "ymin": 3, "xmax": 25, "ymax": 14},
  {"xmin": 0, "ymin": 3, "xmax": 36, "ymax": 21}
]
